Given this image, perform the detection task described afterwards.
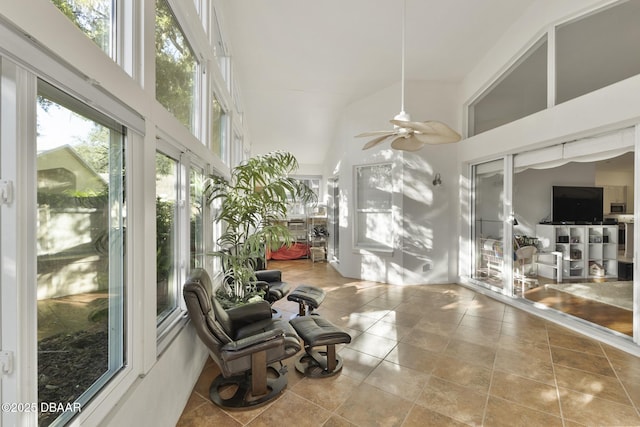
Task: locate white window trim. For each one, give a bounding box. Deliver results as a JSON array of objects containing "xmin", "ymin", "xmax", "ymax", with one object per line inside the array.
[
  {"xmin": 353, "ymin": 162, "xmax": 395, "ymax": 253},
  {"xmin": 155, "ymin": 140, "xmax": 190, "ymax": 348}
]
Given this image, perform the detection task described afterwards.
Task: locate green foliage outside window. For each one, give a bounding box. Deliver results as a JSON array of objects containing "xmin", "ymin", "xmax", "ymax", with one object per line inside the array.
[{"xmin": 155, "ymin": 0, "xmax": 197, "ymax": 132}]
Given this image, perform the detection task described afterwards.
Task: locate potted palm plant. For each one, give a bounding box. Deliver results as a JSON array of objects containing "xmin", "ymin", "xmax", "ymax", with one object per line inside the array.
[{"xmin": 206, "ymin": 151, "xmax": 317, "ymax": 307}]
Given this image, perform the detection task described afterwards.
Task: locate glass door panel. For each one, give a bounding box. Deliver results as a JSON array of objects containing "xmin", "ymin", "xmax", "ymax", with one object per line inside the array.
[{"xmin": 472, "ymin": 159, "xmax": 506, "ymax": 289}]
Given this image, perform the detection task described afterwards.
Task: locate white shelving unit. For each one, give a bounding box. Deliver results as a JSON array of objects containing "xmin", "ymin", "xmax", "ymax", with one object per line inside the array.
[{"xmin": 536, "ymin": 224, "xmax": 618, "ymax": 280}]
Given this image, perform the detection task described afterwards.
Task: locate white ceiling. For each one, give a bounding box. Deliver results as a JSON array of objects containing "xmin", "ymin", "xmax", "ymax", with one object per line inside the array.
[{"xmin": 221, "ymin": 0, "xmax": 538, "ymax": 166}]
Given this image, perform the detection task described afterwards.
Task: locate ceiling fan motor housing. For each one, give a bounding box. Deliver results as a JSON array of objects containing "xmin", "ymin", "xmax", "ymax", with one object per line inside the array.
[{"xmin": 393, "ymin": 111, "xmax": 412, "ymax": 136}]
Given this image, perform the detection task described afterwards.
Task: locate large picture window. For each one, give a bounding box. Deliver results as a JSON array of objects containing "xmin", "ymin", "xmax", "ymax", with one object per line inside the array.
[
  {"xmin": 354, "ymin": 163, "xmax": 393, "ymax": 250},
  {"xmin": 155, "ymin": 151, "xmax": 179, "ymax": 325},
  {"xmin": 51, "ymin": 0, "xmax": 114, "ymax": 56},
  {"xmin": 556, "ymin": 1, "xmax": 640, "ymax": 104},
  {"xmin": 155, "ymin": 0, "xmax": 199, "ymax": 134},
  {"xmin": 468, "ymin": 36, "xmax": 547, "ymax": 136},
  {"xmin": 36, "ymin": 80, "xmax": 125, "ymax": 427}
]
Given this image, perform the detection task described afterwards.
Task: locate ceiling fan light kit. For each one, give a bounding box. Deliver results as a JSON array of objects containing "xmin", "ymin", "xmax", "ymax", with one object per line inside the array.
[{"xmin": 356, "ymin": 0, "xmax": 461, "ymax": 151}]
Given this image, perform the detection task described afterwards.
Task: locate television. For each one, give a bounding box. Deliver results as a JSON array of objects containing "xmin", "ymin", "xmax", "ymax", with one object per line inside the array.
[{"xmin": 552, "ymin": 186, "xmax": 603, "ymax": 223}]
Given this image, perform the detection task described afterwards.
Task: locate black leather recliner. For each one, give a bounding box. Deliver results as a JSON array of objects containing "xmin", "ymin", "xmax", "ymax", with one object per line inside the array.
[
  {"xmin": 255, "ymin": 269, "xmax": 291, "ymax": 304},
  {"xmin": 183, "ymin": 268, "xmax": 301, "ymax": 408}
]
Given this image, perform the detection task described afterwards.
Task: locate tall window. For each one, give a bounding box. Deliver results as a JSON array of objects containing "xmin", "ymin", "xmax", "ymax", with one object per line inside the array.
[
  {"xmin": 155, "ymin": 0, "xmax": 199, "ymax": 134},
  {"xmin": 211, "ymin": 94, "xmax": 227, "ymax": 159},
  {"xmin": 155, "ymin": 151, "xmax": 179, "ymax": 324},
  {"xmin": 51, "ymin": 0, "xmax": 114, "ymax": 56},
  {"xmin": 190, "ymin": 167, "xmax": 205, "ymax": 269},
  {"xmin": 36, "ymin": 80, "xmax": 125, "ymax": 427},
  {"xmin": 211, "ymin": 7, "xmax": 230, "ymax": 88},
  {"xmin": 354, "ymin": 164, "xmax": 393, "ymax": 250}
]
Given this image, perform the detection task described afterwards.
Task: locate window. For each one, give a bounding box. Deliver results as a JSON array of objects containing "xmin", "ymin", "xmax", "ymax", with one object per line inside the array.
[
  {"xmin": 354, "ymin": 164, "xmax": 393, "ymax": 250},
  {"xmin": 190, "ymin": 167, "xmax": 205, "ymax": 268},
  {"xmin": 468, "ymin": 36, "xmax": 547, "ymax": 136},
  {"xmin": 155, "ymin": 0, "xmax": 199, "ymax": 134},
  {"xmin": 556, "ymin": 1, "xmax": 640, "ymax": 104},
  {"xmin": 36, "ymin": 80, "xmax": 125, "ymax": 427},
  {"xmin": 211, "ymin": 7, "xmax": 230, "ymax": 88},
  {"xmin": 155, "ymin": 151, "xmax": 179, "ymax": 324},
  {"xmin": 211, "ymin": 94, "xmax": 227, "ymax": 159},
  {"xmin": 51, "ymin": 0, "xmax": 114, "ymax": 56}
]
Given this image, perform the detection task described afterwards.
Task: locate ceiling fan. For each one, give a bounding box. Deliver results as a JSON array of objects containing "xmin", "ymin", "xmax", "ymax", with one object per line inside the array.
[{"xmin": 355, "ymin": 0, "xmax": 461, "ymax": 152}]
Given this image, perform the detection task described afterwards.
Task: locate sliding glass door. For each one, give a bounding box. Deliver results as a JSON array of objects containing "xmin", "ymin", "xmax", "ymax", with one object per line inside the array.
[
  {"xmin": 512, "ymin": 131, "xmax": 636, "ymax": 337},
  {"xmin": 471, "ymin": 159, "xmax": 510, "ymax": 290}
]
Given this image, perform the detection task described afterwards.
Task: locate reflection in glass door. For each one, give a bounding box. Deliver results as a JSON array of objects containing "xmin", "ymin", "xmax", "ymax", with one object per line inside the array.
[
  {"xmin": 328, "ymin": 177, "xmax": 339, "ymax": 261},
  {"xmin": 472, "ymin": 159, "xmax": 506, "ymax": 289}
]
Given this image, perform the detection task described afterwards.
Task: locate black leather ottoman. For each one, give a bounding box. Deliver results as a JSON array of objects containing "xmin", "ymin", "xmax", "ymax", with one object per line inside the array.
[
  {"xmin": 287, "ymin": 285, "xmax": 326, "ymax": 316},
  {"xmin": 289, "ymin": 315, "xmax": 351, "ymax": 377}
]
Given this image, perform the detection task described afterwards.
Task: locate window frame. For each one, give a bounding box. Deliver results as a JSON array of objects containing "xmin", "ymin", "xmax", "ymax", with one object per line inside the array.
[
  {"xmin": 154, "ymin": 0, "xmax": 202, "ymax": 136},
  {"xmin": 353, "ymin": 162, "xmax": 395, "ymax": 252},
  {"xmin": 154, "ymin": 140, "xmax": 188, "ymax": 344}
]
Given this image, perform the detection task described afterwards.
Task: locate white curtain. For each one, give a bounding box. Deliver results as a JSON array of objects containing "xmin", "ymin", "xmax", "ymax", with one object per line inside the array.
[{"xmin": 515, "ymin": 127, "xmax": 634, "ymax": 172}]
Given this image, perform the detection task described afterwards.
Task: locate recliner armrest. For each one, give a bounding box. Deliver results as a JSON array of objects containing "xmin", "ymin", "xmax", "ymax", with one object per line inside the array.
[
  {"xmin": 225, "ymin": 300, "xmax": 273, "ymax": 331},
  {"xmin": 220, "ymin": 329, "xmax": 285, "ymax": 361},
  {"xmin": 255, "ymin": 269, "xmax": 282, "ymax": 283}
]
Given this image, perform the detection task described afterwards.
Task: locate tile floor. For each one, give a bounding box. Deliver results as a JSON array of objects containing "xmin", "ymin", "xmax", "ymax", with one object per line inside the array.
[{"xmin": 177, "ymin": 260, "xmax": 640, "ymax": 426}]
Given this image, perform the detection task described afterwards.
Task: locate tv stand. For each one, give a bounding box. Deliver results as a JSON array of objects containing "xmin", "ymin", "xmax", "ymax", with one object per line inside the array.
[{"xmin": 536, "ymin": 224, "xmax": 618, "ymax": 280}]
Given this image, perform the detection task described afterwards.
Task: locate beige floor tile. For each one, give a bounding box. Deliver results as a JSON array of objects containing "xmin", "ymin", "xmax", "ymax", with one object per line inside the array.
[
  {"xmin": 346, "ymin": 331, "xmax": 397, "ymax": 359},
  {"xmin": 547, "ymin": 327, "xmax": 605, "ymax": 356},
  {"xmin": 458, "ymin": 313, "xmax": 503, "ymax": 331},
  {"xmin": 451, "ymin": 323, "xmax": 501, "ymax": 348},
  {"xmin": 443, "ymin": 338, "xmax": 497, "ymax": 369},
  {"xmin": 411, "ymin": 317, "xmax": 460, "ymax": 337},
  {"xmin": 494, "ymin": 347, "xmax": 556, "ymax": 385},
  {"xmin": 554, "ymin": 364, "xmax": 631, "ymax": 405},
  {"xmin": 483, "ymin": 395, "xmax": 563, "ymax": 427},
  {"xmin": 364, "ymin": 359, "xmax": 429, "ymax": 401},
  {"xmin": 365, "ymin": 319, "xmax": 413, "ymax": 341},
  {"xmin": 176, "ymin": 399, "xmax": 243, "ymax": 427},
  {"xmin": 559, "ymin": 387, "xmax": 640, "ymax": 426},
  {"xmin": 290, "ymin": 374, "xmax": 359, "ymax": 411},
  {"xmin": 321, "ymin": 414, "xmax": 358, "ymax": 427},
  {"xmin": 337, "ymin": 347, "xmax": 382, "ymax": 382},
  {"xmin": 500, "ymin": 320, "xmax": 550, "ymax": 342},
  {"xmin": 400, "ymin": 328, "xmax": 451, "ymax": 353},
  {"xmin": 384, "ymin": 341, "xmax": 441, "ymax": 374},
  {"xmin": 379, "ymin": 310, "xmax": 423, "ymax": 328},
  {"xmin": 496, "ymin": 333, "xmax": 552, "ymax": 363},
  {"xmin": 335, "ymin": 383, "xmax": 413, "ymax": 427},
  {"xmin": 415, "ymin": 376, "xmax": 487, "ymax": 426},
  {"xmin": 248, "ymin": 391, "xmax": 331, "ymax": 427},
  {"xmin": 431, "ymin": 355, "xmax": 493, "ymax": 393},
  {"xmin": 490, "ymin": 370, "xmax": 561, "ymax": 416},
  {"xmin": 550, "ymin": 346, "xmax": 616, "ymax": 377},
  {"xmin": 402, "ymin": 404, "xmax": 469, "ymax": 427}
]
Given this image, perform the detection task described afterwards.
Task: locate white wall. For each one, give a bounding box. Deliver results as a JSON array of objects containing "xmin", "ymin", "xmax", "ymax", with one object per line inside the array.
[
  {"xmin": 324, "ymin": 80, "xmax": 459, "ymax": 285},
  {"xmin": 102, "ymin": 327, "xmax": 208, "ymax": 427}
]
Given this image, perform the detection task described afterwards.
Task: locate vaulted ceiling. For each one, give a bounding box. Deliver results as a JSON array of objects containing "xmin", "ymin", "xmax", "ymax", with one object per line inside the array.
[{"xmin": 221, "ymin": 0, "xmax": 538, "ymax": 166}]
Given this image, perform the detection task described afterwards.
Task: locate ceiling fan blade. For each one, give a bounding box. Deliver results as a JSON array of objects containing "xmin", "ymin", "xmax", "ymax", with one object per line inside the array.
[
  {"xmin": 413, "ymin": 132, "xmax": 460, "ymax": 145},
  {"xmin": 362, "ymin": 133, "xmax": 394, "ymax": 150},
  {"xmin": 390, "ymin": 135, "xmax": 425, "ymax": 152},
  {"xmin": 355, "ymin": 130, "xmax": 395, "ymax": 138},
  {"xmin": 391, "ymin": 119, "xmax": 461, "ymax": 142}
]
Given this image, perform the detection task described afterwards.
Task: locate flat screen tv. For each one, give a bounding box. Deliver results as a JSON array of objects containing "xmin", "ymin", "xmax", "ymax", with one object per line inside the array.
[{"xmin": 552, "ymin": 186, "xmax": 603, "ymax": 223}]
